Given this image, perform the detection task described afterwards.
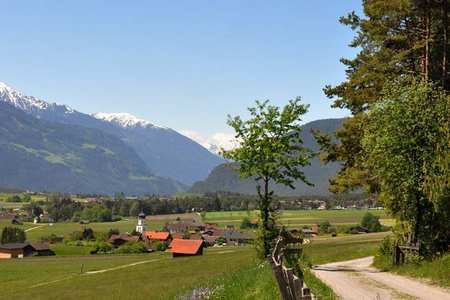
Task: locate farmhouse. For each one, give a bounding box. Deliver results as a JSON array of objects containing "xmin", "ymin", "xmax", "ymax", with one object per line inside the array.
[
  {"xmin": 302, "ymin": 229, "xmax": 318, "ymax": 237},
  {"xmin": 169, "ymin": 239, "xmax": 203, "ymax": 257},
  {"xmin": 108, "ymin": 234, "xmax": 139, "ymax": 247},
  {"xmin": 145, "ymin": 231, "xmax": 172, "ymax": 242},
  {"xmin": 0, "ymin": 243, "xmax": 54, "ymax": 259},
  {"xmin": 220, "ymin": 230, "xmax": 254, "ymax": 245}
]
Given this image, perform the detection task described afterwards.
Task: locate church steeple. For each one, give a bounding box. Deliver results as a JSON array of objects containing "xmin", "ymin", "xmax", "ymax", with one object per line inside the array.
[{"xmin": 136, "ymin": 211, "xmax": 147, "ymax": 234}]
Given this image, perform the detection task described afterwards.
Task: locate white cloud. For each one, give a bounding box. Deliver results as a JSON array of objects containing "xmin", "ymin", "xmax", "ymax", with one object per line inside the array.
[{"xmin": 180, "ymin": 130, "xmax": 240, "ymax": 153}]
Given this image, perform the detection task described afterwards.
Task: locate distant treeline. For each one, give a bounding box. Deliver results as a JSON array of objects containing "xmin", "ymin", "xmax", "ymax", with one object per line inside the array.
[{"xmin": 13, "ymin": 191, "xmax": 373, "ymax": 223}]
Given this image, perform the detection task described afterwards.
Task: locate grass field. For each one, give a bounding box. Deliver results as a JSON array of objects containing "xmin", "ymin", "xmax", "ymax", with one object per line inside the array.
[
  {"xmin": 0, "ymin": 247, "xmax": 259, "ymax": 300},
  {"xmin": 204, "ymin": 209, "xmax": 393, "ymax": 228}
]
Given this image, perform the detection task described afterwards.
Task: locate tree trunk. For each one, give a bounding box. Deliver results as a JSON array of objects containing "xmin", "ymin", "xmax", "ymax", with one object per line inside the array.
[
  {"xmin": 443, "ymin": 0, "xmax": 449, "ymax": 87},
  {"xmin": 263, "ymin": 178, "xmax": 270, "ymax": 255}
]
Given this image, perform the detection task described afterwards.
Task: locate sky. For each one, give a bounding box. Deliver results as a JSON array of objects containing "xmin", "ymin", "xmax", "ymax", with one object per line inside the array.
[{"xmin": 0, "ymin": 1, "xmax": 362, "ymax": 148}]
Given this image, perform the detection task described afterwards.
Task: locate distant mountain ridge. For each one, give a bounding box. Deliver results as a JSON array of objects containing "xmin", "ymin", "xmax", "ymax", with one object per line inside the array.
[
  {"xmin": 190, "ymin": 118, "xmax": 344, "ymax": 196},
  {"xmin": 0, "ymin": 101, "xmax": 185, "ymax": 194},
  {"xmin": 0, "ymin": 82, "xmax": 223, "ymax": 186}
]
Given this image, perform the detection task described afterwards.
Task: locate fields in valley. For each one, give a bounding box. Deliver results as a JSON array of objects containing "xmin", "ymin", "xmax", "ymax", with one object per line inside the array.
[
  {"xmin": 203, "ymin": 209, "xmax": 393, "ymax": 228},
  {"xmin": 0, "ymin": 208, "xmax": 398, "ymax": 299}
]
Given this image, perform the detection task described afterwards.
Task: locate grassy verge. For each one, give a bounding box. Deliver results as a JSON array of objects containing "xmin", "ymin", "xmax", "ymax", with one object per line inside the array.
[
  {"xmin": 175, "ymin": 260, "xmax": 280, "ymax": 300},
  {"xmin": 374, "ymin": 250, "xmax": 450, "ymax": 288}
]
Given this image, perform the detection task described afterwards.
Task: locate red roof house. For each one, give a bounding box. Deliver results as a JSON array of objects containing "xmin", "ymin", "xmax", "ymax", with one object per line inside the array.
[
  {"xmin": 169, "ymin": 239, "xmax": 203, "ymax": 257},
  {"xmin": 145, "ymin": 231, "xmax": 172, "ymax": 242}
]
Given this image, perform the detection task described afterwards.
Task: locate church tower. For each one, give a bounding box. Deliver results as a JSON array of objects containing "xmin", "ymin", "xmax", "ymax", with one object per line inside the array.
[{"xmin": 136, "ymin": 211, "xmax": 147, "ymax": 234}]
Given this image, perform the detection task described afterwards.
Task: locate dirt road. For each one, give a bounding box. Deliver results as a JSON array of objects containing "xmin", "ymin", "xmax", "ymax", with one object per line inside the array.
[{"xmin": 312, "ymin": 256, "xmax": 450, "ymax": 300}]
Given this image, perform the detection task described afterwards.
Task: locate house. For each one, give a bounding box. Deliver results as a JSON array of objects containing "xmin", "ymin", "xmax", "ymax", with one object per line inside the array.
[
  {"xmin": 202, "ymin": 235, "xmax": 216, "ymax": 246},
  {"xmin": 220, "ymin": 230, "xmax": 254, "ymax": 245},
  {"xmin": 145, "ymin": 231, "xmax": 172, "ymax": 242},
  {"xmin": 0, "ymin": 212, "xmax": 17, "ymax": 221},
  {"xmin": 225, "ymin": 224, "xmax": 235, "ymax": 231},
  {"xmin": 171, "ymin": 234, "xmax": 183, "ymax": 240},
  {"xmin": 169, "ymin": 239, "xmax": 203, "ymax": 257},
  {"xmin": 310, "ymin": 226, "xmax": 320, "ymax": 233},
  {"xmin": 0, "ymin": 243, "xmax": 54, "ymax": 259},
  {"xmin": 302, "ymin": 229, "xmax": 317, "ymax": 237},
  {"xmin": 108, "ymin": 234, "xmax": 139, "ymax": 247}
]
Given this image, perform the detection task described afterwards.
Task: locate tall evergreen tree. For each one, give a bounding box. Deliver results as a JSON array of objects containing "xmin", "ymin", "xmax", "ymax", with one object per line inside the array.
[{"xmin": 318, "ymin": 0, "xmax": 450, "ymax": 193}]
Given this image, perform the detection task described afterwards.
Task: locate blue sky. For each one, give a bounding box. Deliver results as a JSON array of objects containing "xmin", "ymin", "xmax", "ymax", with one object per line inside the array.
[{"xmin": 1, "ymin": 0, "xmax": 362, "ymax": 147}]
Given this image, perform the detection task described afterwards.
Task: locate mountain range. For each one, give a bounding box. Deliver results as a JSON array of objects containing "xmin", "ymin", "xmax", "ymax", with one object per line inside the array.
[
  {"xmin": 190, "ymin": 118, "xmax": 344, "ymax": 196},
  {"xmin": 0, "ymin": 81, "xmax": 344, "ymax": 196},
  {"xmin": 0, "ymin": 81, "xmax": 224, "ymax": 194}
]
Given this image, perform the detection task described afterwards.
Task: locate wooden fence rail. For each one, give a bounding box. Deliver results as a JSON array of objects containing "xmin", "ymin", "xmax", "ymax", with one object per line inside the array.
[{"xmin": 269, "ymin": 237, "xmax": 315, "ymax": 300}]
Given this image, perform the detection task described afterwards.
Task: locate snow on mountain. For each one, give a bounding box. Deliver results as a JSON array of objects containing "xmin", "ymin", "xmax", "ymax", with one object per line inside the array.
[
  {"xmin": 0, "ymin": 81, "xmax": 75, "ymax": 116},
  {"xmin": 92, "ymin": 112, "xmax": 168, "ymax": 130}
]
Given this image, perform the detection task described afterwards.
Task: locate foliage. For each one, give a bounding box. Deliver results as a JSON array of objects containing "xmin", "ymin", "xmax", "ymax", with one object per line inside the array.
[
  {"xmin": 107, "ymin": 228, "xmax": 119, "ymax": 238},
  {"xmin": 222, "ymin": 98, "xmax": 313, "ymax": 257},
  {"xmin": 81, "ymin": 228, "xmax": 95, "ymax": 241},
  {"xmin": 6, "ymin": 195, "xmax": 22, "ymax": 203},
  {"xmin": 361, "ymin": 212, "xmax": 382, "ymax": 232},
  {"xmin": 216, "ymin": 236, "xmax": 227, "ymax": 244},
  {"xmin": 91, "ymin": 236, "xmax": 113, "ymax": 254},
  {"xmin": 112, "ymin": 241, "xmax": 147, "ymax": 254},
  {"xmin": 152, "ymin": 241, "xmax": 168, "ymax": 251},
  {"xmin": 363, "ymin": 78, "xmax": 450, "ymax": 255},
  {"xmin": 319, "ymin": 220, "xmax": 331, "ymax": 234},
  {"xmin": 1, "ymin": 226, "xmax": 26, "ymax": 244},
  {"xmin": 239, "ymin": 217, "xmax": 252, "ymax": 229},
  {"xmin": 74, "ymin": 204, "xmax": 113, "ymax": 222},
  {"xmin": 317, "ymin": 0, "xmax": 450, "ymax": 194}
]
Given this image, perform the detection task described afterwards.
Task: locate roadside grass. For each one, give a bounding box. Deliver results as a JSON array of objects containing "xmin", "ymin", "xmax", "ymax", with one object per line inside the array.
[
  {"xmin": 374, "ymin": 249, "xmax": 450, "ymax": 288},
  {"xmin": 389, "ymin": 253, "xmax": 450, "ymax": 287},
  {"xmin": 174, "ymin": 260, "xmax": 279, "ymax": 300},
  {"xmin": 0, "ymin": 247, "xmax": 255, "ymax": 300}
]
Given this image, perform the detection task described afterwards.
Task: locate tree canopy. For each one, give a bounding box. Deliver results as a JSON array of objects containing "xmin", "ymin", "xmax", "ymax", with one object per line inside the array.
[{"xmin": 222, "ymin": 98, "xmax": 313, "ymax": 256}]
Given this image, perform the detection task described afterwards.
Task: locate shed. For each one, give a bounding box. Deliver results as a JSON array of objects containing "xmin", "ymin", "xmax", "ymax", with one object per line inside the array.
[
  {"xmin": 0, "ymin": 243, "xmax": 54, "ymax": 259},
  {"xmin": 169, "ymin": 239, "xmax": 203, "ymax": 257},
  {"xmin": 108, "ymin": 234, "xmax": 139, "ymax": 247}
]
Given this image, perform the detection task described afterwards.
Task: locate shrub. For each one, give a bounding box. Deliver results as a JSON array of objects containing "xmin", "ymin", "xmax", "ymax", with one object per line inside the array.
[
  {"xmin": 152, "ymin": 241, "xmax": 167, "ymax": 251},
  {"xmin": 113, "ymin": 242, "xmax": 147, "ymax": 254}
]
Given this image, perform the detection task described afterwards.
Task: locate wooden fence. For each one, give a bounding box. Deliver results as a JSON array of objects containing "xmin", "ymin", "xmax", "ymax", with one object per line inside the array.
[{"xmin": 269, "ymin": 237, "xmax": 315, "ymax": 300}]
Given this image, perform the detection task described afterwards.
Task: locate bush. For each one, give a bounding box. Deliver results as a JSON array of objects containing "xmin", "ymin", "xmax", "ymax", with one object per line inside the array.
[
  {"xmin": 152, "ymin": 241, "xmax": 167, "ymax": 251},
  {"xmin": 361, "ymin": 212, "xmax": 382, "ymax": 232},
  {"xmin": 373, "ymin": 236, "xmax": 395, "ymax": 270},
  {"xmin": 113, "ymin": 241, "xmax": 147, "ymax": 254}
]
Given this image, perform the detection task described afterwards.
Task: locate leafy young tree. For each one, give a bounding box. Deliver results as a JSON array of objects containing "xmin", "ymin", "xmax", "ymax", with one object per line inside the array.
[
  {"xmin": 360, "ymin": 212, "xmax": 381, "ymax": 233},
  {"xmin": 363, "ymin": 78, "xmax": 450, "ymax": 254},
  {"xmin": 222, "ymin": 98, "xmax": 313, "ymax": 257}
]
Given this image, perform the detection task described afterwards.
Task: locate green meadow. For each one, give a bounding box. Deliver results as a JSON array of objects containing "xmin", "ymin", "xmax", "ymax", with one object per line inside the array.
[
  {"xmin": 0, "ymin": 247, "xmax": 258, "ymax": 300},
  {"xmin": 203, "ymin": 209, "xmax": 392, "ymax": 228}
]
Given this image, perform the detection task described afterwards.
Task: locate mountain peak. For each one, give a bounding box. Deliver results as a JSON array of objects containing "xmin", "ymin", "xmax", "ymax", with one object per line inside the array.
[
  {"xmin": 92, "ymin": 112, "xmax": 167, "ymax": 130},
  {"xmin": 0, "ymin": 81, "xmax": 75, "ymax": 115}
]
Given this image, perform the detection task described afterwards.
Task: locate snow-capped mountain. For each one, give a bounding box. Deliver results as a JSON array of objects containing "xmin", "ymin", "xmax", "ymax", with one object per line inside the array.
[
  {"xmin": 0, "ymin": 81, "xmax": 75, "ymax": 116},
  {"xmin": 0, "ymin": 81, "xmax": 223, "ymax": 186},
  {"xmin": 92, "ymin": 112, "xmax": 167, "ymax": 130},
  {"xmin": 201, "ymin": 143, "xmax": 222, "ymax": 155}
]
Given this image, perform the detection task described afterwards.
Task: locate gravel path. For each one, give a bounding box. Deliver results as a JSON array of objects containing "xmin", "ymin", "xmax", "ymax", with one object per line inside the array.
[{"xmin": 312, "ymin": 256, "xmax": 450, "ymax": 300}]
